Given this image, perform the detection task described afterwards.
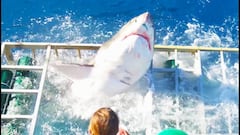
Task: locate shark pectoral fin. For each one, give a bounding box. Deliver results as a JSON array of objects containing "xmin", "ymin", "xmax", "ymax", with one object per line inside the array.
[{"xmin": 49, "ymin": 62, "xmax": 93, "ymax": 81}]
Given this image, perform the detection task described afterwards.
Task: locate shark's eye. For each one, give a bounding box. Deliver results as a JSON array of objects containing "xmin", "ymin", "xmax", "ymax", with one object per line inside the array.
[{"xmin": 142, "ymin": 24, "xmax": 148, "ymax": 30}]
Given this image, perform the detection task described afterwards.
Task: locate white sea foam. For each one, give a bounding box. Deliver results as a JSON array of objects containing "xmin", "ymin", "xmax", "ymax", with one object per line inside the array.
[{"xmin": 2, "ymin": 13, "xmax": 239, "ymax": 135}]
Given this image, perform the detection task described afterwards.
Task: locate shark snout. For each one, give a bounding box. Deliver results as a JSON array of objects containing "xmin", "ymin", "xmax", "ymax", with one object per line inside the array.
[{"xmin": 142, "ymin": 12, "xmax": 153, "ymax": 25}]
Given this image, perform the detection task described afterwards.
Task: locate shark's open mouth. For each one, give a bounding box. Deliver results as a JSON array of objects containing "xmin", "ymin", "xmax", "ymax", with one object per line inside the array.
[{"xmin": 123, "ymin": 33, "xmax": 151, "ymax": 51}]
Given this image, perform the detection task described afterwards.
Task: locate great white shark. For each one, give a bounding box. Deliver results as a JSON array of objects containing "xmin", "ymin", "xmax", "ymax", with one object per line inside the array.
[{"xmin": 50, "ymin": 12, "xmax": 154, "ymax": 99}]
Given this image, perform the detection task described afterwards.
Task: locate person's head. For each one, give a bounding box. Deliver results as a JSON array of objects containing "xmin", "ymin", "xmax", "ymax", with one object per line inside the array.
[{"xmin": 88, "ymin": 107, "xmax": 119, "ymax": 135}]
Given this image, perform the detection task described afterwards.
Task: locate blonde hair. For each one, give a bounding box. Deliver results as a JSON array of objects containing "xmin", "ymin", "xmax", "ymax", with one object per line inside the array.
[{"xmin": 88, "ymin": 107, "xmax": 119, "ymax": 135}]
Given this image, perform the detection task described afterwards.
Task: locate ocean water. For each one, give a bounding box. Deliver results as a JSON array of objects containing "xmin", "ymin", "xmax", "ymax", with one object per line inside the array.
[{"xmin": 1, "ymin": 0, "xmax": 239, "ymax": 135}]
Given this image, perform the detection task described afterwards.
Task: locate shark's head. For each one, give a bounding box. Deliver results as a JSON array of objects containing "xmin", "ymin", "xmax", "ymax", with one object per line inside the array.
[{"xmin": 115, "ymin": 12, "xmax": 154, "ymax": 52}]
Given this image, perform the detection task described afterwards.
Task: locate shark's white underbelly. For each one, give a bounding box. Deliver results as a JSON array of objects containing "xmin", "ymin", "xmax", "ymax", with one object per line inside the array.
[{"xmin": 90, "ymin": 35, "xmax": 153, "ymax": 95}]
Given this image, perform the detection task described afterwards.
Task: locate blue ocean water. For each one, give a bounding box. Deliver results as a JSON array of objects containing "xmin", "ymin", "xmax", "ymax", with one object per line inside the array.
[
  {"xmin": 1, "ymin": 0, "xmax": 239, "ymax": 135},
  {"xmin": 1, "ymin": 0, "xmax": 239, "ymax": 47}
]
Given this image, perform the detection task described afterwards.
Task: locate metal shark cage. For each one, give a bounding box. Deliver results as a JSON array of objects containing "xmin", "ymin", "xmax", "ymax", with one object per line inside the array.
[{"xmin": 1, "ymin": 42, "xmax": 239, "ymax": 135}]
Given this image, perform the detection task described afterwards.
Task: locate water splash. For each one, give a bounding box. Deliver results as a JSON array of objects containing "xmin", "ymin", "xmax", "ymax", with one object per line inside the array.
[{"xmin": 1, "ymin": 4, "xmax": 239, "ymax": 134}]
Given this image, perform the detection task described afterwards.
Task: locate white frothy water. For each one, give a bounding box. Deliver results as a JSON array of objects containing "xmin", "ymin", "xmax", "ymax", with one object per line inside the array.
[{"xmin": 1, "ymin": 13, "xmax": 238, "ymax": 135}]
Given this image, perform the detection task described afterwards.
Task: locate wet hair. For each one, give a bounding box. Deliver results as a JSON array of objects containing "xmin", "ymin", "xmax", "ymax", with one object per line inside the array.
[{"xmin": 88, "ymin": 107, "xmax": 119, "ymax": 135}]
